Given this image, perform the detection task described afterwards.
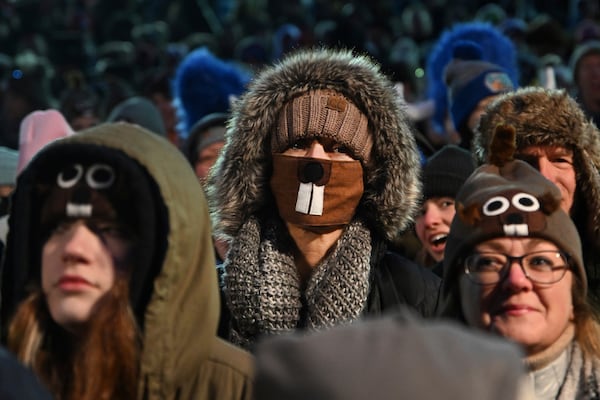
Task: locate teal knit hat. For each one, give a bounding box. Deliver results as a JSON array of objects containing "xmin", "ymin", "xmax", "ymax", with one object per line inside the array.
[{"xmin": 0, "ymin": 146, "xmax": 18, "ymax": 186}]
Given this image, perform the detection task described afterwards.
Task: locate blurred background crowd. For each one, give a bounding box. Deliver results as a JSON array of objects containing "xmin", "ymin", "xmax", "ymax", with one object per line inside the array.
[{"xmin": 0, "ymin": 0, "xmax": 598, "ymax": 151}]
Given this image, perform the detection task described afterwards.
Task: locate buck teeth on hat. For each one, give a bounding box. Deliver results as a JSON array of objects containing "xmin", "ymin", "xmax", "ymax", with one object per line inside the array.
[{"xmin": 66, "ymin": 202, "xmax": 92, "ymax": 218}]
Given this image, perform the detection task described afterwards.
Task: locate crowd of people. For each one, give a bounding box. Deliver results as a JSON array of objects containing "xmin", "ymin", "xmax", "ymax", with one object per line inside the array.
[{"xmin": 1, "ymin": 0, "xmax": 600, "ymax": 399}]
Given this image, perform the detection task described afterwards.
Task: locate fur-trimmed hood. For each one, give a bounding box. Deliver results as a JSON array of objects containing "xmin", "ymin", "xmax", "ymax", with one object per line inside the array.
[
  {"xmin": 206, "ymin": 47, "xmax": 421, "ymax": 242},
  {"xmin": 473, "ymin": 87, "xmax": 600, "ymax": 248}
]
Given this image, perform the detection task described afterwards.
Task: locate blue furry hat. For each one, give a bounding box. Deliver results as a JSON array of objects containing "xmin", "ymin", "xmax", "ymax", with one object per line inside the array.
[
  {"xmin": 173, "ymin": 47, "xmax": 251, "ymax": 138},
  {"xmin": 426, "ymin": 22, "xmax": 519, "ymax": 135}
]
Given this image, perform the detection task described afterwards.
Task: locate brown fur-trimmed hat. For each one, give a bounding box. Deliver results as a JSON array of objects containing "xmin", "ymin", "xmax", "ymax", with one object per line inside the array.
[{"xmin": 473, "ymin": 87, "xmax": 600, "ymax": 248}]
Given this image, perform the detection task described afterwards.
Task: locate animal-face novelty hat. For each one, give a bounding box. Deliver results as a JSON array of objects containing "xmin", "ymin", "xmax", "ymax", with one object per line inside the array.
[
  {"xmin": 441, "ymin": 125, "xmax": 586, "ymax": 317},
  {"xmin": 38, "ymin": 160, "xmax": 134, "ymax": 235},
  {"xmin": 2, "ymin": 123, "xmax": 168, "ymax": 326}
]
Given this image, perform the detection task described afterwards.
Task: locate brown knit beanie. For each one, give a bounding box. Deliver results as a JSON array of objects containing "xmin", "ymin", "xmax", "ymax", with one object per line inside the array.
[
  {"xmin": 441, "ymin": 125, "xmax": 586, "ymax": 317},
  {"xmin": 273, "ymin": 89, "xmax": 373, "ymax": 162}
]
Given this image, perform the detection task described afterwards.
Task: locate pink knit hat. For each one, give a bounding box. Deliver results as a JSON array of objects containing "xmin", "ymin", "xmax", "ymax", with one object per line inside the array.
[{"xmin": 17, "ymin": 109, "xmax": 75, "ymax": 175}]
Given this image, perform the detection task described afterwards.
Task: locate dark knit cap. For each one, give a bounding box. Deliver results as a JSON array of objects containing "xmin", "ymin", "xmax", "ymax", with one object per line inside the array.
[
  {"xmin": 444, "ymin": 41, "xmax": 514, "ymax": 130},
  {"xmin": 39, "ymin": 159, "xmax": 135, "ymax": 237},
  {"xmin": 106, "ymin": 96, "xmax": 167, "ymax": 137},
  {"xmin": 569, "ymin": 40, "xmax": 600, "ymax": 85},
  {"xmin": 184, "ymin": 112, "xmax": 228, "ymax": 165},
  {"xmin": 422, "ymin": 145, "xmax": 475, "ymax": 200}
]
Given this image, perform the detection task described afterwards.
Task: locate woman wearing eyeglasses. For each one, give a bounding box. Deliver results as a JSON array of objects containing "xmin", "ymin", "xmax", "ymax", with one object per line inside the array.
[{"xmin": 440, "ymin": 125, "xmax": 600, "ymax": 398}]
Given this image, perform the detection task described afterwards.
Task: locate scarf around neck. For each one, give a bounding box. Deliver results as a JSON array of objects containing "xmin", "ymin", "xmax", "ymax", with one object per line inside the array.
[
  {"xmin": 526, "ymin": 323, "xmax": 600, "ymax": 399},
  {"xmin": 223, "ymin": 216, "xmax": 373, "ymax": 350}
]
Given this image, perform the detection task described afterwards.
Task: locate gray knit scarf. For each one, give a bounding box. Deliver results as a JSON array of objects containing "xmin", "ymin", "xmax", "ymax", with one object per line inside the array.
[{"xmin": 223, "ymin": 216, "xmax": 373, "ymax": 350}]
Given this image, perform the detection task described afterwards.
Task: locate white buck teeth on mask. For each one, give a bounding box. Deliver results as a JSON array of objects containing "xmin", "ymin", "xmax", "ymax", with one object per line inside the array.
[{"xmin": 295, "ymin": 182, "xmax": 324, "ymax": 215}]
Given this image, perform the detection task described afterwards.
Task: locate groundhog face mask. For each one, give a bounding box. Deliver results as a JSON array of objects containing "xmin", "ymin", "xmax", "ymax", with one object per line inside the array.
[{"xmin": 270, "ymin": 154, "xmax": 364, "ymax": 231}]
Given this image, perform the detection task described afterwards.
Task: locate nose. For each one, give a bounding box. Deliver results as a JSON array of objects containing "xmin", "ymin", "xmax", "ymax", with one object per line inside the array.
[
  {"xmin": 501, "ymin": 260, "xmax": 533, "ymax": 291},
  {"xmin": 61, "ymin": 222, "xmax": 93, "ymax": 264},
  {"xmin": 423, "ymin": 205, "xmax": 441, "ymax": 228},
  {"xmin": 305, "ymin": 140, "xmax": 328, "ymax": 160}
]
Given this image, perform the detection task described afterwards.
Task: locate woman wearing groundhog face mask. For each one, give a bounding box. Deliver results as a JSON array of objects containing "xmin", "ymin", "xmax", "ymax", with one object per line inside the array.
[
  {"xmin": 206, "ymin": 48, "xmax": 441, "ymax": 350},
  {"xmin": 440, "ymin": 126, "xmax": 600, "ymax": 398}
]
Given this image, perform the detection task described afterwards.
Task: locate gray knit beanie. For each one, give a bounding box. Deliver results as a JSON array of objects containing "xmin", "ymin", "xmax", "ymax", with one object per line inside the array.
[
  {"xmin": 106, "ymin": 96, "xmax": 167, "ymax": 137},
  {"xmin": 569, "ymin": 40, "xmax": 600, "ymax": 85},
  {"xmin": 0, "ymin": 147, "xmax": 18, "ymax": 186}
]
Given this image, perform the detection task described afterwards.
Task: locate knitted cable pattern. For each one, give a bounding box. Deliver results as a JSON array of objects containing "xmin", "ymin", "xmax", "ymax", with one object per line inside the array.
[{"xmin": 223, "ymin": 216, "xmax": 372, "ymax": 350}]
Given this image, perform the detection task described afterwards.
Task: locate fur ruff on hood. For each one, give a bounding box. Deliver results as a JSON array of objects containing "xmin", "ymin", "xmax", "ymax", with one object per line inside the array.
[
  {"xmin": 473, "ymin": 87, "xmax": 600, "ymax": 248},
  {"xmin": 207, "ymin": 47, "xmax": 421, "ymax": 242}
]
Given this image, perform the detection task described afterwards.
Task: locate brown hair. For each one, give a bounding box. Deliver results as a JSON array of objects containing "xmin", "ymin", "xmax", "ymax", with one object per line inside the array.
[{"xmin": 7, "ymin": 278, "xmax": 140, "ymax": 400}]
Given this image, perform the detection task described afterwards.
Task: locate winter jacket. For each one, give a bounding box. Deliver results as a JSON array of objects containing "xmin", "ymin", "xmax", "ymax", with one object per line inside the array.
[
  {"xmin": 0, "ymin": 347, "xmax": 52, "ymax": 400},
  {"xmin": 1, "ymin": 122, "xmax": 253, "ymax": 399},
  {"xmin": 217, "ymin": 247, "xmax": 441, "ymax": 342},
  {"xmin": 368, "ymin": 251, "xmax": 440, "ymax": 318}
]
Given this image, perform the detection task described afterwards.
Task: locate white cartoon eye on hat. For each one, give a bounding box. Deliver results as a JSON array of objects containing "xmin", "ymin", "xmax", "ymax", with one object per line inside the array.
[
  {"xmin": 41, "ymin": 162, "xmax": 122, "ymax": 228},
  {"xmin": 56, "ymin": 163, "xmax": 116, "ymax": 218},
  {"xmin": 480, "ymin": 190, "xmax": 544, "ymax": 236}
]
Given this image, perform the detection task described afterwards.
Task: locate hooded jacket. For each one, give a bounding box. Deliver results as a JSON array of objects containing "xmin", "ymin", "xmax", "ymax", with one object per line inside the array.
[
  {"xmin": 473, "ymin": 87, "xmax": 600, "ymax": 305},
  {"xmin": 207, "ymin": 48, "xmax": 440, "ymax": 349},
  {"xmin": 1, "ymin": 123, "xmax": 253, "ymax": 399},
  {"xmin": 208, "ymin": 47, "xmax": 421, "ymax": 243}
]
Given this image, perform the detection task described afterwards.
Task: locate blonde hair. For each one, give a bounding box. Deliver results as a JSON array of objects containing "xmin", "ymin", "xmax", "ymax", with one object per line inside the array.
[
  {"xmin": 8, "ymin": 279, "xmax": 140, "ymax": 400},
  {"xmin": 572, "ymin": 274, "xmax": 600, "ymax": 358}
]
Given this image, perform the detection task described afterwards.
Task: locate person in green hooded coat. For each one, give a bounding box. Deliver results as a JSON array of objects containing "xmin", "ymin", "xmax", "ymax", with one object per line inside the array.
[{"xmin": 0, "ymin": 122, "xmax": 253, "ymax": 399}]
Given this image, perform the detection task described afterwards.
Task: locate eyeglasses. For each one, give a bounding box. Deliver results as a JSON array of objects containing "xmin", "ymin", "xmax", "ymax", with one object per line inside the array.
[{"xmin": 464, "ymin": 250, "xmax": 570, "ymax": 285}]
